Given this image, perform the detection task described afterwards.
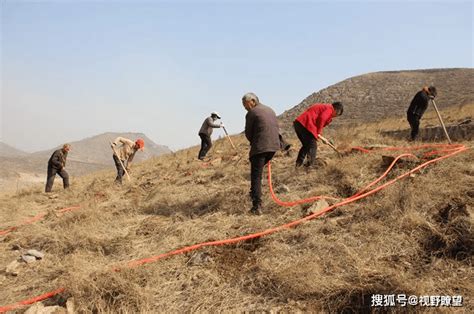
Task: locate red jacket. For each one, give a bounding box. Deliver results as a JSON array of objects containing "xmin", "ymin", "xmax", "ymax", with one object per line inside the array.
[{"xmin": 295, "ymin": 104, "xmax": 334, "ymax": 138}]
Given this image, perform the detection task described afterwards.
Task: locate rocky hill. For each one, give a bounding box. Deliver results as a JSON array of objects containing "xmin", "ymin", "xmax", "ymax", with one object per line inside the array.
[
  {"xmin": 278, "ymin": 68, "xmax": 474, "ymax": 134},
  {"xmin": 31, "ymin": 132, "xmax": 171, "ymax": 165}
]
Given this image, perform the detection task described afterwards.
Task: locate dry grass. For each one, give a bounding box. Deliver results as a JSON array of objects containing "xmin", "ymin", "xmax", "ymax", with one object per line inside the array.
[{"xmin": 0, "ymin": 104, "xmax": 472, "ymax": 312}]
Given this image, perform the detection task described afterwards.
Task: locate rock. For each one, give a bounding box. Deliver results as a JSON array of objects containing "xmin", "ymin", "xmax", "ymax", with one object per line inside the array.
[
  {"xmin": 22, "ymin": 255, "xmax": 37, "ymax": 264},
  {"xmin": 11, "ymin": 244, "xmax": 21, "ymax": 250},
  {"xmin": 5, "ymin": 260, "xmax": 20, "ymax": 276},
  {"xmin": 66, "ymin": 298, "xmax": 75, "ymax": 314},
  {"xmin": 275, "ymin": 185, "xmax": 290, "ymax": 193},
  {"xmin": 187, "ymin": 252, "xmax": 213, "ymax": 266},
  {"xmin": 24, "ymin": 302, "xmax": 45, "ymax": 314},
  {"xmin": 304, "ymin": 199, "xmax": 330, "ymax": 216},
  {"xmin": 26, "ymin": 249, "xmax": 45, "ymax": 259},
  {"xmin": 25, "ymin": 303, "xmax": 66, "ymax": 314}
]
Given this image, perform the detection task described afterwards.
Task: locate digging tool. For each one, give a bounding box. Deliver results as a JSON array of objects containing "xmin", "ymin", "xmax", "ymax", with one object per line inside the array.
[
  {"xmin": 110, "ymin": 142, "xmax": 131, "ymax": 181},
  {"xmin": 222, "ymin": 126, "xmax": 237, "ymax": 150},
  {"xmin": 430, "ymin": 99, "xmax": 452, "ymax": 144},
  {"xmin": 318, "ymin": 134, "xmax": 342, "ymax": 157}
]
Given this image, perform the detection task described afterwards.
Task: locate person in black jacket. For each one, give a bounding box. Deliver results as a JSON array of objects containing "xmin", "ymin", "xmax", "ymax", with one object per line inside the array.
[
  {"xmin": 407, "ymin": 86, "xmax": 437, "ymax": 141},
  {"xmin": 243, "ymin": 92, "xmax": 280, "ymax": 215},
  {"xmin": 45, "ymin": 144, "xmax": 71, "ymax": 192}
]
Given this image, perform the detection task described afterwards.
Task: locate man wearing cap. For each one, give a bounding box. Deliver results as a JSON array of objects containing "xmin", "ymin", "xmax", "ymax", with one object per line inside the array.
[
  {"xmin": 110, "ymin": 137, "xmax": 145, "ymax": 184},
  {"xmin": 242, "ymin": 92, "xmax": 280, "ymax": 215},
  {"xmin": 198, "ymin": 112, "xmax": 224, "ymax": 160},
  {"xmin": 45, "ymin": 143, "xmax": 71, "ymax": 192},
  {"xmin": 407, "ymin": 86, "xmax": 437, "ymax": 141}
]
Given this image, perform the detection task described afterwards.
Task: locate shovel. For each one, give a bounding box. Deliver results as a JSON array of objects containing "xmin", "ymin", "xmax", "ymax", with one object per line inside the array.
[
  {"xmin": 110, "ymin": 142, "xmax": 131, "ymax": 181},
  {"xmin": 318, "ymin": 135, "xmax": 342, "ymax": 157}
]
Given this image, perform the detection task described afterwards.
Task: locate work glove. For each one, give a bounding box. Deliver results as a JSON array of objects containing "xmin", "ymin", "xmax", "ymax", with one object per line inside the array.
[
  {"xmin": 429, "ymin": 95, "xmax": 435, "ymax": 100},
  {"xmin": 220, "ymin": 123, "xmax": 225, "ymax": 128},
  {"xmin": 111, "ymin": 143, "xmax": 116, "ymax": 149}
]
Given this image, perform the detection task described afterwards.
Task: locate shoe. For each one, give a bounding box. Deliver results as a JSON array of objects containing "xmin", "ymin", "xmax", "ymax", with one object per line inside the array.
[{"xmin": 249, "ymin": 203, "xmax": 262, "ymax": 215}]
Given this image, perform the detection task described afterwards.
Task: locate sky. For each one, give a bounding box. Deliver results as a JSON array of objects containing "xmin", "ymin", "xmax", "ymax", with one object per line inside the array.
[{"xmin": 1, "ymin": 0, "xmax": 472, "ymax": 152}]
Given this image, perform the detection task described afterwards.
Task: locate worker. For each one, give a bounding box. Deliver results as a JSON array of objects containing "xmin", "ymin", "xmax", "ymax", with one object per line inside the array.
[
  {"xmin": 198, "ymin": 112, "xmax": 224, "ymax": 160},
  {"xmin": 45, "ymin": 144, "xmax": 71, "ymax": 192},
  {"xmin": 293, "ymin": 102, "xmax": 343, "ymax": 167},
  {"xmin": 111, "ymin": 137, "xmax": 145, "ymax": 184},
  {"xmin": 407, "ymin": 86, "xmax": 437, "ymax": 141},
  {"xmin": 243, "ymin": 92, "xmax": 280, "ymax": 215}
]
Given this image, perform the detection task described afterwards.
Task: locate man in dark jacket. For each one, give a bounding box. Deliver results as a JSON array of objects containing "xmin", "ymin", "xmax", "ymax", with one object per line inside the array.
[
  {"xmin": 294, "ymin": 102, "xmax": 343, "ymax": 167},
  {"xmin": 407, "ymin": 86, "xmax": 437, "ymax": 141},
  {"xmin": 198, "ymin": 112, "xmax": 224, "ymax": 160},
  {"xmin": 243, "ymin": 92, "xmax": 280, "ymax": 215},
  {"xmin": 45, "ymin": 144, "xmax": 71, "ymax": 192}
]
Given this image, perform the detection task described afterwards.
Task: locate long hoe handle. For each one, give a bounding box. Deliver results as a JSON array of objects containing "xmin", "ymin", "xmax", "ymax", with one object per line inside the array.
[
  {"xmin": 110, "ymin": 142, "xmax": 131, "ymax": 181},
  {"xmin": 318, "ymin": 135, "xmax": 342, "ymax": 157},
  {"xmin": 222, "ymin": 126, "xmax": 237, "ymax": 150},
  {"xmin": 431, "ymin": 99, "xmax": 452, "ymax": 144}
]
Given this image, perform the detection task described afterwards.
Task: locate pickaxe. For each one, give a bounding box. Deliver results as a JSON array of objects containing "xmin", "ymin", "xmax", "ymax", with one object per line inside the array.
[{"xmin": 222, "ymin": 126, "xmax": 237, "ymax": 150}]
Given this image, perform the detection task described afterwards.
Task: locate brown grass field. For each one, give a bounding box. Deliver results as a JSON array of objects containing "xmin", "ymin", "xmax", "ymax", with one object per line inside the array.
[{"xmin": 0, "ymin": 104, "xmax": 473, "ymax": 312}]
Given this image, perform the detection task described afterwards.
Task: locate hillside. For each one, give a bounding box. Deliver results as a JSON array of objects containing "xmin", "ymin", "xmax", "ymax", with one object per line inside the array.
[
  {"xmin": 31, "ymin": 132, "xmax": 172, "ymax": 165},
  {"xmin": 278, "ymin": 68, "xmax": 474, "ymax": 134},
  {"xmin": 0, "ymin": 142, "xmax": 28, "ymax": 158},
  {"xmin": 0, "ymin": 104, "xmax": 472, "ymax": 312},
  {"xmin": 0, "ymin": 133, "xmax": 172, "ymax": 193}
]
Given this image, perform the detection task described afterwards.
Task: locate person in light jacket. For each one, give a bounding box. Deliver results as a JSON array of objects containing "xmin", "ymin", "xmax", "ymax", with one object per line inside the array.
[
  {"xmin": 198, "ymin": 112, "xmax": 224, "ymax": 160},
  {"xmin": 111, "ymin": 137, "xmax": 145, "ymax": 184}
]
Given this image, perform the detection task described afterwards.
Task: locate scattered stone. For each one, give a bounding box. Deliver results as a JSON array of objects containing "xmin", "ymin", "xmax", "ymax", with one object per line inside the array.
[
  {"xmin": 48, "ymin": 194, "xmax": 59, "ymax": 200},
  {"xmin": 11, "ymin": 244, "xmax": 21, "ymax": 250},
  {"xmin": 26, "ymin": 249, "xmax": 45, "ymax": 259},
  {"xmin": 275, "ymin": 185, "xmax": 290, "ymax": 194},
  {"xmin": 187, "ymin": 252, "xmax": 213, "ymax": 266},
  {"xmin": 25, "ymin": 303, "xmax": 66, "ymax": 314},
  {"xmin": 5, "ymin": 260, "xmax": 20, "ymax": 276},
  {"xmin": 22, "ymin": 254, "xmax": 37, "ymax": 264},
  {"xmin": 304, "ymin": 199, "xmax": 330, "ymax": 216},
  {"xmin": 66, "ymin": 298, "xmax": 75, "ymax": 314}
]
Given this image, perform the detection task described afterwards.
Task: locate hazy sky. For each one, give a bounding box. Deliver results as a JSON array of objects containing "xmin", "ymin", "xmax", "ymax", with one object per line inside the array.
[{"xmin": 1, "ymin": 0, "xmax": 472, "ymax": 152}]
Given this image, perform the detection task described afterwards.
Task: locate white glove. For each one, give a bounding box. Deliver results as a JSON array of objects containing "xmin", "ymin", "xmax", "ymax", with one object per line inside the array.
[{"xmin": 220, "ymin": 123, "xmax": 225, "ymax": 128}]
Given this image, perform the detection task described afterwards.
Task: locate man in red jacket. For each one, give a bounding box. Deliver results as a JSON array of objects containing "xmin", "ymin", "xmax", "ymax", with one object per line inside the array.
[{"xmin": 293, "ymin": 102, "xmax": 343, "ymax": 167}]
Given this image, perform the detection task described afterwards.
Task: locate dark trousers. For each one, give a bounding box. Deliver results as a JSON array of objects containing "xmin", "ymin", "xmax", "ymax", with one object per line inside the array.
[
  {"xmin": 250, "ymin": 152, "xmax": 275, "ymax": 206},
  {"xmin": 113, "ymin": 154, "xmax": 127, "ymax": 184},
  {"xmin": 198, "ymin": 133, "xmax": 212, "ymax": 159},
  {"xmin": 294, "ymin": 121, "xmax": 317, "ymax": 167},
  {"xmin": 407, "ymin": 112, "xmax": 421, "ymax": 140},
  {"xmin": 45, "ymin": 166, "xmax": 69, "ymax": 192}
]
